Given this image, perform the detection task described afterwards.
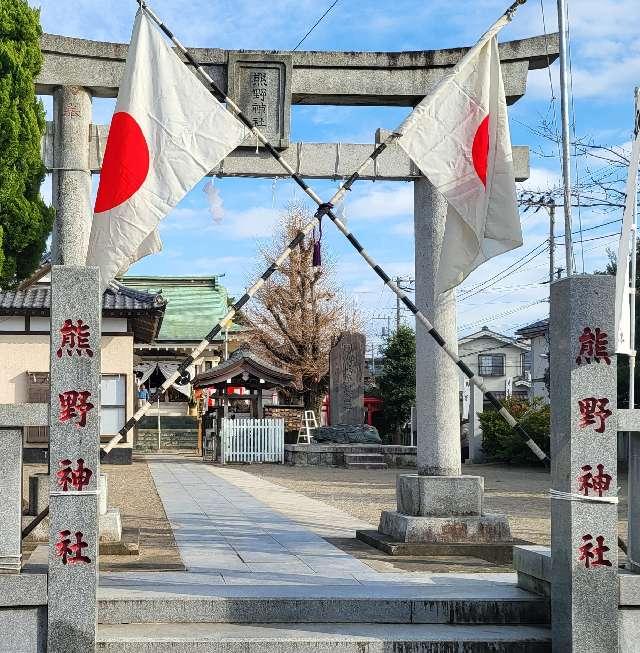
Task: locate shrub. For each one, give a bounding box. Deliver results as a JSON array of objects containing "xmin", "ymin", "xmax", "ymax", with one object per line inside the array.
[{"xmin": 478, "ymin": 396, "xmax": 550, "ymax": 464}]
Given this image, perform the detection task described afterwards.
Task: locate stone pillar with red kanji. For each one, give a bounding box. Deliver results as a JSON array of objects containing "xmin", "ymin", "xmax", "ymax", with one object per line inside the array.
[
  {"xmin": 550, "ymin": 274, "xmax": 617, "ymax": 652},
  {"xmin": 47, "ymin": 265, "xmax": 101, "ymax": 653}
]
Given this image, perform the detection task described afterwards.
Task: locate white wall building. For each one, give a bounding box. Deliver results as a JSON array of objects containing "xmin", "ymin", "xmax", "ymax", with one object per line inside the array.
[
  {"xmin": 458, "ymin": 326, "xmax": 532, "ymax": 403},
  {"xmin": 515, "ymin": 318, "xmax": 549, "ymax": 402}
]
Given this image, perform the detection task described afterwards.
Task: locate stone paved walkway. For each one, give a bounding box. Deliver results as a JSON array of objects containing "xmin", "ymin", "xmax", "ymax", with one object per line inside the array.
[{"xmin": 99, "ymin": 457, "xmax": 522, "ymax": 596}]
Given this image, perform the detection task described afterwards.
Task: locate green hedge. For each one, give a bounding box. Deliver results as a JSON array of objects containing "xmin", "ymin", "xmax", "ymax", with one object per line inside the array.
[{"xmin": 478, "ymin": 396, "xmax": 550, "ymax": 464}]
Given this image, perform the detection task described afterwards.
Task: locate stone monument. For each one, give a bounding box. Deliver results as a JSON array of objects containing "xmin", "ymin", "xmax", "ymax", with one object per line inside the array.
[
  {"xmin": 0, "ymin": 427, "xmax": 22, "ymax": 574},
  {"xmin": 47, "ymin": 265, "xmax": 101, "ymax": 653},
  {"xmin": 549, "ymin": 274, "xmax": 618, "ymax": 652},
  {"xmin": 329, "ymin": 331, "xmax": 366, "ymax": 426}
]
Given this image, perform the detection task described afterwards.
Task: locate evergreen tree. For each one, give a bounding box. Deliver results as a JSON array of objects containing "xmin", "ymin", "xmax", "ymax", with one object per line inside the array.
[
  {"xmin": 377, "ymin": 325, "xmax": 416, "ymax": 443},
  {"xmin": 0, "ymin": 0, "xmax": 54, "ymax": 287}
]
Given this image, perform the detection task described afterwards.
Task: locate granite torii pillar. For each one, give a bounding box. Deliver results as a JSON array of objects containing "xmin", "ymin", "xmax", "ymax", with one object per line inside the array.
[
  {"xmin": 51, "ymin": 86, "xmax": 93, "ymax": 266},
  {"xmin": 377, "ymin": 178, "xmax": 511, "ymax": 545}
]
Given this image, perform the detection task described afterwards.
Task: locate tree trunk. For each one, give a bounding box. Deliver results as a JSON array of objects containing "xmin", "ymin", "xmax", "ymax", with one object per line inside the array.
[{"xmin": 303, "ymin": 384, "xmax": 324, "ymax": 419}]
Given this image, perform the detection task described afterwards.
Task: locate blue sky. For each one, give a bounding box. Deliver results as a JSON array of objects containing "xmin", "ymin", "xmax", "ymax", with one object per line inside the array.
[{"xmin": 33, "ymin": 0, "xmax": 640, "ymax": 349}]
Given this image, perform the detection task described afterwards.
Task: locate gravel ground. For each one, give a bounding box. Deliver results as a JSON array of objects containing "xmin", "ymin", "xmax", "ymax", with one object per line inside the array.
[
  {"xmin": 22, "ymin": 458, "xmax": 183, "ymax": 571},
  {"xmin": 242, "ymin": 463, "xmax": 630, "ymax": 546}
]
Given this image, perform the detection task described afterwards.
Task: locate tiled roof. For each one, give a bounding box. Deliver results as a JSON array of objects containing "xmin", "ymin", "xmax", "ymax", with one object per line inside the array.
[
  {"xmin": 193, "ymin": 345, "xmax": 294, "ymax": 388},
  {"xmin": 0, "ymin": 283, "xmax": 165, "ymax": 314},
  {"xmin": 120, "ymin": 276, "xmax": 236, "ymax": 342},
  {"xmin": 515, "ymin": 318, "xmax": 549, "ymax": 336}
]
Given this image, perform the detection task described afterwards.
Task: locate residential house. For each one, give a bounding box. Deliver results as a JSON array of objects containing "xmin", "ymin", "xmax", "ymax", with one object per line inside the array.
[
  {"xmin": 515, "ymin": 318, "xmax": 550, "ymax": 402},
  {"xmin": 0, "ymin": 271, "xmax": 166, "ymax": 463},
  {"xmin": 458, "ymin": 326, "xmax": 532, "ymax": 404}
]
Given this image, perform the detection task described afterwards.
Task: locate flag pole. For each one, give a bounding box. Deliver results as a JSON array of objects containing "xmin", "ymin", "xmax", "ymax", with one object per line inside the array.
[
  {"xmin": 105, "ymin": 0, "xmax": 549, "ymax": 467},
  {"xmin": 629, "ymin": 86, "xmax": 640, "ymax": 410}
]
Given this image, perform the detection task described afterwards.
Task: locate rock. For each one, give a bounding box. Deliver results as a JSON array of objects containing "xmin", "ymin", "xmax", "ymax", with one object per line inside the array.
[{"xmin": 313, "ymin": 424, "xmax": 382, "ymax": 444}]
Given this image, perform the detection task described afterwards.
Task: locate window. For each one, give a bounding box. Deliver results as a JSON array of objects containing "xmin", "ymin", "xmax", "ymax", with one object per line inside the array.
[
  {"xmin": 478, "ymin": 354, "xmax": 505, "ymax": 376},
  {"xmin": 521, "ymin": 351, "xmax": 532, "ymax": 375},
  {"xmin": 101, "ymin": 374, "xmax": 126, "ymax": 436},
  {"xmin": 25, "ymin": 372, "xmax": 50, "ymax": 443}
]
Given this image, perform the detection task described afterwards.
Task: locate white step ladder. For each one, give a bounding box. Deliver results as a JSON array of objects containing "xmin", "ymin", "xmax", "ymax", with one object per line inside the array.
[{"xmin": 297, "ymin": 410, "xmax": 318, "ymax": 444}]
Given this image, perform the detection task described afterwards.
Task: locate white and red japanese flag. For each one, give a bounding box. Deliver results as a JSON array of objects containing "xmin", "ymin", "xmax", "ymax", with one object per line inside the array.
[
  {"xmin": 394, "ymin": 15, "xmax": 521, "ymax": 293},
  {"xmin": 86, "ymin": 10, "xmax": 247, "ymax": 286}
]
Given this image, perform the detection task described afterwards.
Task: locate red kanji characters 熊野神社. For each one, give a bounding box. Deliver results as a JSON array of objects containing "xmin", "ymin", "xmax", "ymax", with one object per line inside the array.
[
  {"xmin": 58, "ymin": 391, "xmax": 94, "ymax": 428},
  {"xmin": 576, "ymin": 327, "xmax": 611, "ymax": 365},
  {"xmin": 578, "ymin": 397, "xmax": 611, "ymax": 433},
  {"xmin": 577, "ymin": 463, "xmax": 612, "ymax": 497},
  {"xmin": 56, "ymin": 458, "xmax": 93, "ymax": 492},
  {"xmin": 55, "ymin": 530, "xmax": 91, "ymax": 565},
  {"xmin": 56, "ymin": 319, "xmax": 94, "ymax": 358},
  {"xmin": 578, "ymin": 534, "xmax": 612, "ymax": 569}
]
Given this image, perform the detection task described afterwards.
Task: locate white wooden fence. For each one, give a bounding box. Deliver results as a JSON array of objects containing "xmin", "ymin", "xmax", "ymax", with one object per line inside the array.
[{"xmin": 220, "ymin": 418, "xmax": 284, "ymax": 464}]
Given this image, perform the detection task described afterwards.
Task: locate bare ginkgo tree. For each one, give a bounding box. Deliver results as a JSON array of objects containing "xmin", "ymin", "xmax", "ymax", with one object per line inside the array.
[{"xmin": 244, "ymin": 203, "xmax": 358, "ymax": 413}]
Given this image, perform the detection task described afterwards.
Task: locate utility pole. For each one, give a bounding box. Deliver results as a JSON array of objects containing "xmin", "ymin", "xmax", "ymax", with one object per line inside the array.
[
  {"xmin": 394, "ymin": 276, "xmax": 415, "ymax": 332},
  {"xmin": 549, "ymin": 203, "xmax": 555, "ymax": 286},
  {"xmin": 370, "ymin": 341, "xmax": 376, "ymax": 375},
  {"xmin": 372, "ymin": 314, "xmax": 392, "ymax": 340},
  {"xmin": 557, "ymin": 0, "xmax": 573, "ymax": 276}
]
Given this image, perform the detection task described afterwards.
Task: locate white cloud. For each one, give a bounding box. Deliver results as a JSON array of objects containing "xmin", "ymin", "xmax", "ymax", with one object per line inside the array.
[
  {"xmin": 347, "ymin": 183, "xmax": 413, "ymax": 221},
  {"xmin": 160, "ymin": 202, "xmax": 281, "ymax": 241},
  {"xmin": 391, "ymin": 221, "xmax": 414, "ymax": 236},
  {"xmin": 517, "ymin": 166, "xmax": 562, "ymax": 193}
]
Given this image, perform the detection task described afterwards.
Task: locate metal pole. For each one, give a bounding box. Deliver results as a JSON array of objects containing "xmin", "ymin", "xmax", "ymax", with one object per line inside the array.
[
  {"xmin": 630, "ymin": 86, "xmax": 640, "ymax": 410},
  {"xmin": 630, "ymin": 223, "xmax": 637, "ymax": 410},
  {"xmin": 625, "ymin": 87, "xmax": 640, "ymax": 572},
  {"xmin": 557, "ymin": 0, "xmax": 573, "ymax": 276},
  {"xmin": 157, "ymin": 394, "xmax": 161, "ymax": 451},
  {"xmin": 549, "ymin": 204, "xmax": 555, "ymax": 286},
  {"xmin": 395, "ymin": 277, "xmax": 401, "ymax": 332}
]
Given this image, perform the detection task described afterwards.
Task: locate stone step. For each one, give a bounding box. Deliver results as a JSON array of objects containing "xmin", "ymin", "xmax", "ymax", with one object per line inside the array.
[
  {"xmin": 345, "ymin": 462, "xmax": 388, "ymax": 469},
  {"xmin": 98, "ymin": 592, "xmax": 549, "ymax": 625},
  {"xmin": 344, "ymin": 454, "xmax": 385, "ymax": 464},
  {"xmin": 96, "ymin": 622, "xmax": 551, "ymax": 652}
]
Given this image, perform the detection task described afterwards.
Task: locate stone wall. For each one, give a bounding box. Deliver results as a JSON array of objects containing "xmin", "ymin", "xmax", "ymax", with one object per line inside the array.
[
  {"xmin": 284, "ymin": 444, "xmax": 416, "ymax": 467},
  {"xmin": 135, "ymin": 429, "xmax": 198, "ymax": 452},
  {"xmin": 514, "ymin": 545, "xmax": 640, "ymax": 652},
  {"xmin": 0, "ymin": 575, "xmax": 47, "ymax": 653}
]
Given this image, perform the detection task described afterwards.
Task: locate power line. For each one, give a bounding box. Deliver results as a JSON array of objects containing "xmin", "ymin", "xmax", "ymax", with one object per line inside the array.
[
  {"xmin": 458, "ymin": 244, "xmax": 550, "ymax": 301},
  {"xmin": 458, "ymin": 240, "xmax": 549, "ymax": 296},
  {"xmin": 555, "ymin": 217, "xmax": 621, "ymax": 239},
  {"xmin": 292, "ymin": 0, "xmax": 341, "ymax": 51},
  {"xmin": 458, "ymin": 300, "xmax": 546, "ymax": 333},
  {"xmin": 555, "ymin": 231, "xmax": 620, "ymax": 245}
]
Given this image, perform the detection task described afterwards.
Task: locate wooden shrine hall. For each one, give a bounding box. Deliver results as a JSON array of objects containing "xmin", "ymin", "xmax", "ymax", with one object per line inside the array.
[{"xmin": 193, "ymin": 347, "xmax": 295, "ymax": 424}]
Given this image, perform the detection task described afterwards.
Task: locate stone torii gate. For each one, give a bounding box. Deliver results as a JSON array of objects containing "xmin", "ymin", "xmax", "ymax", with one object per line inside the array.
[
  {"xmin": 38, "ymin": 30, "xmax": 558, "ymax": 463},
  {"xmin": 34, "ymin": 29, "xmax": 559, "ymax": 649}
]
